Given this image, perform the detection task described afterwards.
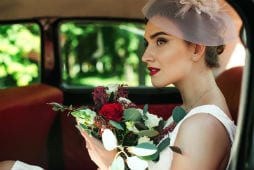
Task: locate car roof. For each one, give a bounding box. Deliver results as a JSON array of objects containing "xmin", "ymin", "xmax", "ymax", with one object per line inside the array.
[{"xmin": 0, "ymin": 0, "xmax": 147, "ymax": 21}]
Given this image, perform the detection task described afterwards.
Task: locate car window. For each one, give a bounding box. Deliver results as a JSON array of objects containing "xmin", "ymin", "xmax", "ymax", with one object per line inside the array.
[
  {"xmin": 0, "ymin": 22, "xmax": 41, "ymax": 88},
  {"xmin": 58, "ymin": 20, "xmax": 152, "ymax": 88}
]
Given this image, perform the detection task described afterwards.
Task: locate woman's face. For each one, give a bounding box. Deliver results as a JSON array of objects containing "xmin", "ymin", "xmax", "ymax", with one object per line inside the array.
[{"xmin": 142, "ymin": 16, "xmax": 194, "ymax": 87}]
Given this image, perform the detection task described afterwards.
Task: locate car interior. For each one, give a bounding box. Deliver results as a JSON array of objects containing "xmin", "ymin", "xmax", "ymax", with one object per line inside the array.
[{"xmin": 0, "ymin": 0, "xmax": 251, "ymax": 170}]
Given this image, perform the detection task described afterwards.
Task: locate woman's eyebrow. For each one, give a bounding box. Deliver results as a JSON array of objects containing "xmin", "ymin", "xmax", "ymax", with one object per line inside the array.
[{"xmin": 150, "ymin": 31, "xmax": 169, "ymax": 39}]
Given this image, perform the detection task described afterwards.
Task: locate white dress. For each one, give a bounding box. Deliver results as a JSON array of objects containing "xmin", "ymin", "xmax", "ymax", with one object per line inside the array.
[
  {"xmin": 148, "ymin": 105, "xmax": 237, "ymax": 170},
  {"xmin": 11, "ymin": 161, "xmax": 44, "ymax": 170}
]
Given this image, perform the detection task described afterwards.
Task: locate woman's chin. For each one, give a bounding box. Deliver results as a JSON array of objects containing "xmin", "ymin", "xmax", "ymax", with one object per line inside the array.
[{"xmin": 151, "ymin": 81, "xmax": 166, "ymax": 88}]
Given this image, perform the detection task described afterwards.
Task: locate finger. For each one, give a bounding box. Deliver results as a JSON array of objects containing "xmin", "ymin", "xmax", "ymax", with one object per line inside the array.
[
  {"xmin": 79, "ymin": 129, "xmax": 91, "ymax": 140},
  {"xmin": 86, "ymin": 144, "xmax": 89, "ymax": 150},
  {"xmin": 86, "ymin": 141, "xmax": 91, "ymax": 149}
]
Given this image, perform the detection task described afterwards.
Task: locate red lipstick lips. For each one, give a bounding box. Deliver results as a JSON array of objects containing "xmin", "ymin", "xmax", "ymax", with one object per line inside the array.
[{"xmin": 148, "ymin": 67, "xmax": 160, "ymax": 76}]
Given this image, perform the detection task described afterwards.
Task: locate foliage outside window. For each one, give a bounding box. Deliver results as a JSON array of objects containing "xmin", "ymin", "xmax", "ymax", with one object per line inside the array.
[
  {"xmin": 59, "ymin": 21, "xmax": 152, "ymax": 87},
  {"xmin": 0, "ymin": 23, "xmax": 40, "ymax": 88}
]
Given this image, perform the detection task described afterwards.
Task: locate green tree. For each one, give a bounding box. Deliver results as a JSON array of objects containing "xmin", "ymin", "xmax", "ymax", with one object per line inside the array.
[{"xmin": 0, "ymin": 23, "xmax": 40, "ymax": 88}]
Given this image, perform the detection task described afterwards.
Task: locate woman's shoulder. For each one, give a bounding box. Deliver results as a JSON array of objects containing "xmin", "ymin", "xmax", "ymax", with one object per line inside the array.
[
  {"xmin": 177, "ymin": 111, "xmax": 229, "ymax": 143},
  {"xmin": 176, "ymin": 105, "xmax": 236, "ymax": 142},
  {"xmin": 171, "ymin": 108, "xmax": 232, "ymax": 170},
  {"xmin": 170, "ymin": 104, "xmax": 236, "ymax": 151}
]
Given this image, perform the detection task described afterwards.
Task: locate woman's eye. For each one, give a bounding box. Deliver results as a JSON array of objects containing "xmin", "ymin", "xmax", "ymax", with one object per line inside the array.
[{"xmin": 156, "ymin": 38, "xmax": 167, "ymax": 46}]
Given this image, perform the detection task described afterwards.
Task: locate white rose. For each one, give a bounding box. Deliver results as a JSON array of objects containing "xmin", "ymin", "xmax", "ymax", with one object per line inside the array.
[{"xmin": 145, "ymin": 112, "xmax": 162, "ymax": 128}]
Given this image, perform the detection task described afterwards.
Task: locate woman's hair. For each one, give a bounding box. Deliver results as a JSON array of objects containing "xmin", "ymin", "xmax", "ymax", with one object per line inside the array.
[
  {"xmin": 143, "ymin": 0, "xmax": 236, "ymax": 68},
  {"xmin": 205, "ymin": 45, "xmax": 224, "ymax": 68}
]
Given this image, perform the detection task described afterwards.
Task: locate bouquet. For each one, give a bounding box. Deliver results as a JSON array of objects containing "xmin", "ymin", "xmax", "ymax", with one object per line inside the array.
[{"xmin": 49, "ymin": 84, "xmax": 185, "ymax": 170}]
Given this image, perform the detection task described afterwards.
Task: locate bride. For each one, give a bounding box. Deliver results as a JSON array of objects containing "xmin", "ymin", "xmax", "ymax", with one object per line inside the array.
[
  {"xmin": 0, "ymin": 0, "xmax": 237, "ymax": 169},
  {"xmin": 80, "ymin": 0, "xmax": 237, "ymax": 170}
]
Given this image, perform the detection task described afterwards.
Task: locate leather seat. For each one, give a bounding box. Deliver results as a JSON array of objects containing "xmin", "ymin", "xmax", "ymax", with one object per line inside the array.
[{"xmin": 216, "ymin": 66, "xmax": 243, "ymax": 124}]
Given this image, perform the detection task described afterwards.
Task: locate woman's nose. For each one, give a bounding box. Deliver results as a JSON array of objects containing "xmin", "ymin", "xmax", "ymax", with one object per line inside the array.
[{"xmin": 141, "ymin": 47, "xmax": 154, "ymax": 63}]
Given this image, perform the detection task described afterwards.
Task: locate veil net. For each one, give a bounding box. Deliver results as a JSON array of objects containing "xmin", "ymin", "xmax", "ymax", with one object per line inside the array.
[{"xmin": 142, "ymin": 0, "xmax": 237, "ymax": 46}]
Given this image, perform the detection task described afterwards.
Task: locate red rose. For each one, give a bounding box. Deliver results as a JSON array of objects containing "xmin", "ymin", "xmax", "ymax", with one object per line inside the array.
[{"xmin": 99, "ymin": 103, "xmax": 123, "ymax": 122}]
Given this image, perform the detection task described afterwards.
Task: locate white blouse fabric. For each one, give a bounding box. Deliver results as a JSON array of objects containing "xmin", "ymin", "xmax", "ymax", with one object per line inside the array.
[{"xmin": 148, "ymin": 105, "xmax": 237, "ymax": 170}]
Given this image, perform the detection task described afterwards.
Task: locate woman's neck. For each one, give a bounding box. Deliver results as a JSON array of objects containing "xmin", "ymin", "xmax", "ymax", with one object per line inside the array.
[{"xmin": 175, "ymin": 69, "xmax": 218, "ymax": 112}]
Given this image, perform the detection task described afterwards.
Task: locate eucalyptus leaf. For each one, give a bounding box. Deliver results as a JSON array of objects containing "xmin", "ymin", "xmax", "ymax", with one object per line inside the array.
[
  {"xmin": 134, "ymin": 122, "xmax": 149, "ymax": 130},
  {"xmin": 140, "ymin": 150, "xmax": 159, "ymax": 161},
  {"xmin": 143, "ymin": 104, "xmax": 148, "ymax": 120},
  {"xmin": 109, "ymin": 120, "xmax": 124, "ymax": 130},
  {"xmin": 111, "ymin": 156, "xmax": 125, "ymax": 170},
  {"xmin": 143, "ymin": 104, "xmax": 148, "ymax": 113},
  {"xmin": 122, "ymin": 132, "xmax": 138, "ymax": 146},
  {"xmin": 138, "ymin": 129, "xmax": 159, "ymax": 137},
  {"xmin": 47, "ymin": 102, "xmax": 67, "ymax": 112},
  {"xmin": 157, "ymin": 137, "xmax": 171, "ymax": 153},
  {"xmin": 155, "ymin": 119, "xmax": 166, "ymax": 132},
  {"xmin": 172, "ymin": 106, "xmax": 187, "ymax": 123},
  {"xmin": 170, "ymin": 146, "xmax": 182, "ymax": 154},
  {"xmin": 124, "ymin": 108, "xmax": 142, "ymax": 121},
  {"xmin": 128, "ymin": 142, "xmax": 157, "ymax": 156}
]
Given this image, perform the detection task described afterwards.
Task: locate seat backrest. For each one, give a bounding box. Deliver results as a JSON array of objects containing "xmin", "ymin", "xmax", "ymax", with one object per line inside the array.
[
  {"xmin": 216, "ymin": 66, "xmax": 243, "ymax": 124},
  {"xmin": 0, "ymin": 83, "xmax": 63, "ymax": 169}
]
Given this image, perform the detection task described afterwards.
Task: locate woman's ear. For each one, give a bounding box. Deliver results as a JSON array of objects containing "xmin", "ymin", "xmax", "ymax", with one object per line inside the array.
[{"xmin": 192, "ymin": 44, "xmax": 206, "ymax": 62}]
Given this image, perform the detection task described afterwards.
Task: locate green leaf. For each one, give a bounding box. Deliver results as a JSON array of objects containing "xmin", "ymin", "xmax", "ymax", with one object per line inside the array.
[
  {"xmin": 47, "ymin": 102, "xmax": 68, "ymax": 112},
  {"xmin": 170, "ymin": 146, "xmax": 182, "ymax": 154},
  {"xmin": 172, "ymin": 106, "xmax": 187, "ymax": 123},
  {"xmin": 109, "ymin": 120, "xmax": 124, "ymax": 130},
  {"xmin": 79, "ymin": 123, "xmax": 88, "ymax": 129},
  {"xmin": 142, "ymin": 104, "xmax": 148, "ymax": 120},
  {"xmin": 122, "ymin": 132, "xmax": 138, "ymax": 146},
  {"xmin": 128, "ymin": 142, "xmax": 157, "ymax": 156},
  {"xmin": 138, "ymin": 129, "xmax": 159, "ymax": 137},
  {"xmin": 108, "ymin": 92, "xmax": 115, "ymax": 102},
  {"xmin": 157, "ymin": 137, "xmax": 171, "ymax": 153},
  {"xmin": 111, "ymin": 156, "xmax": 125, "ymax": 170},
  {"xmin": 140, "ymin": 151, "xmax": 159, "ymax": 161},
  {"xmin": 124, "ymin": 108, "xmax": 142, "ymax": 121},
  {"xmin": 70, "ymin": 108, "xmax": 90, "ymax": 118},
  {"xmin": 155, "ymin": 119, "xmax": 166, "ymax": 132},
  {"xmin": 71, "ymin": 110, "xmax": 85, "ymax": 117},
  {"xmin": 134, "ymin": 122, "xmax": 149, "ymax": 130},
  {"xmin": 143, "ymin": 104, "xmax": 148, "ymax": 113}
]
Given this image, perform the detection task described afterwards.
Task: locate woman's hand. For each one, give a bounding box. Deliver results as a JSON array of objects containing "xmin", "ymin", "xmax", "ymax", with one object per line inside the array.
[
  {"xmin": 0, "ymin": 160, "xmax": 15, "ymax": 170},
  {"xmin": 79, "ymin": 129, "xmax": 117, "ymax": 170}
]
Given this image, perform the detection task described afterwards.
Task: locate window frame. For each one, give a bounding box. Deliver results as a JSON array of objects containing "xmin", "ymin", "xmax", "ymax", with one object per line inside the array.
[{"xmin": 54, "ymin": 17, "xmax": 182, "ymax": 105}]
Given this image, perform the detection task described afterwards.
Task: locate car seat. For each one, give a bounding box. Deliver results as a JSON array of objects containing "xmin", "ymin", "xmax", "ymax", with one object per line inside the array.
[{"xmin": 216, "ymin": 66, "xmax": 243, "ymax": 124}]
